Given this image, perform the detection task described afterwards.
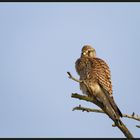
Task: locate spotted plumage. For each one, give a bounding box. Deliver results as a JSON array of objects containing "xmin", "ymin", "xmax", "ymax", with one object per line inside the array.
[{"xmin": 75, "ymin": 45, "xmax": 122, "ymax": 121}]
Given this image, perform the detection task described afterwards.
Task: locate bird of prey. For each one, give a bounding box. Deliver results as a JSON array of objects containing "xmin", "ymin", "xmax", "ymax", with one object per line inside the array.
[{"xmin": 75, "ymin": 45, "xmax": 122, "ymax": 122}]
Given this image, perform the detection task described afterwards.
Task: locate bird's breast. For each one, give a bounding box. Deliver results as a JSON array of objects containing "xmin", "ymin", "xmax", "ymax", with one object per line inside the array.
[
  {"xmin": 80, "ymin": 81, "xmax": 102, "ymax": 97},
  {"xmin": 90, "ymin": 83, "xmax": 102, "ymax": 94},
  {"xmin": 75, "ymin": 58, "xmax": 92, "ymax": 80}
]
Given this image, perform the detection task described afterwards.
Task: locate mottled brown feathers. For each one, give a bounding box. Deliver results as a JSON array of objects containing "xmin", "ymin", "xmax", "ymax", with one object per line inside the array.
[{"xmin": 75, "ymin": 45, "xmax": 123, "ymax": 119}]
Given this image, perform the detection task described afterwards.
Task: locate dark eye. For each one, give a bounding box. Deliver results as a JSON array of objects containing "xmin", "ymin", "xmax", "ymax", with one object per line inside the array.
[
  {"xmin": 88, "ymin": 50, "xmax": 93, "ymax": 56},
  {"xmin": 88, "ymin": 50, "xmax": 92, "ymax": 53}
]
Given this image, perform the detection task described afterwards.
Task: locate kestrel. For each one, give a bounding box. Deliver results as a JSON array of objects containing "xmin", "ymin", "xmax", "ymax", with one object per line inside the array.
[{"xmin": 75, "ymin": 45, "xmax": 122, "ymax": 122}]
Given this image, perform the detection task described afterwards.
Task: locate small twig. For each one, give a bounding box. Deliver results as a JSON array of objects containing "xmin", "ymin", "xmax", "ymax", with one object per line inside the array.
[
  {"xmin": 132, "ymin": 112, "xmax": 135, "ymax": 117},
  {"xmin": 73, "ymin": 105, "xmax": 140, "ymax": 122},
  {"xmin": 67, "ymin": 72, "xmax": 82, "ymax": 83},
  {"xmin": 73, "ymin": 105, "xmax": 104, "ymax": 113},
  {"xmin": 136, "ymin": 125, "xmax": 140, "ymax": 128},
  {"xmin": 112, "ymin": 123, "xmax": 117, "ymax": 127},
  {"xmin": 123, "ymin": 114, "xmax": 140, "ymax": 121}
]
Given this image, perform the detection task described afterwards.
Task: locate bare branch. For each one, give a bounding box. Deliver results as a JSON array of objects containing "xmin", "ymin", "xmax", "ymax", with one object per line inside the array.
[
  {"xmin": 71, "ymin": 93, "xmax": 134, "ymax": 138},
  {"xmin": 73, "ymin": 105, "xmax": 104, "ymax": 113},
  {"xmin": 73, "ymin": 105, "xmax": 140, "ymax": 122},
  {"xmin": 123, "ymin": 114, "xmax": 140, "ymax": 122},
  {"xmin": 71, "ymin": 93, "xmax": 103, "ymax": 109},
  {"xmin": 68, "ymin": 72, "xmax": 134, "ymax": 138}
]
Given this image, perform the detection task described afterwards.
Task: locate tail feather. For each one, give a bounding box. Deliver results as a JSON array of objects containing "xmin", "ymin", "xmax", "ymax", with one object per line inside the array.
[
  {"xmin": 116, "ymin": 105, "xmax": 123, "ymax": 117},
  {"xmin": 100, "ymin": 84, "xmax": 123, "ymax": 119},
  {"xmin": 110, "ymin": 96, "xmax": 123, "ymax": 118}
]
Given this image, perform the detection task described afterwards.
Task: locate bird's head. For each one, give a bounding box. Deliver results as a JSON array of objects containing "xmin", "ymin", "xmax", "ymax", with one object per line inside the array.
[{"xmin": 81, "ymin": 45, "xmax": 96, "ymax": 58}]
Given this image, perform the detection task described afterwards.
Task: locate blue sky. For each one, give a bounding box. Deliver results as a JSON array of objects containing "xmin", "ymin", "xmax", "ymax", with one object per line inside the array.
[{"xmin": 0, "ymin": 2, "xmax": 140, "ymax": 138}]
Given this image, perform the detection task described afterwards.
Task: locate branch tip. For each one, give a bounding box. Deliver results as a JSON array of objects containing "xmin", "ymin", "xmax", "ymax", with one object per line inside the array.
[
  {"xmin": 136, "ymin": 125, "xmax": 140, "ymax": 128},
  {"xmin": 132, "ymin": 112, "xmax": 135, "ymax": 116},
  {"xmin": 67, "ymin": 71, "xmax": 71, "ymax": 78}
]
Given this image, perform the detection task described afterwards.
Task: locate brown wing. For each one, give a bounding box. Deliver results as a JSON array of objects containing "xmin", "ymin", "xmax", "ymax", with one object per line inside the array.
[
  {"xmin": 90, "ymin": 57, "xmax": 122, "ymax": 117},
  {"xmin": 75, "ymin": 58, "xmax": 83, "ymax": 76},
  {"xmin": 90, "ymin": 57, "xmax": 113, "ymax": 95}
]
